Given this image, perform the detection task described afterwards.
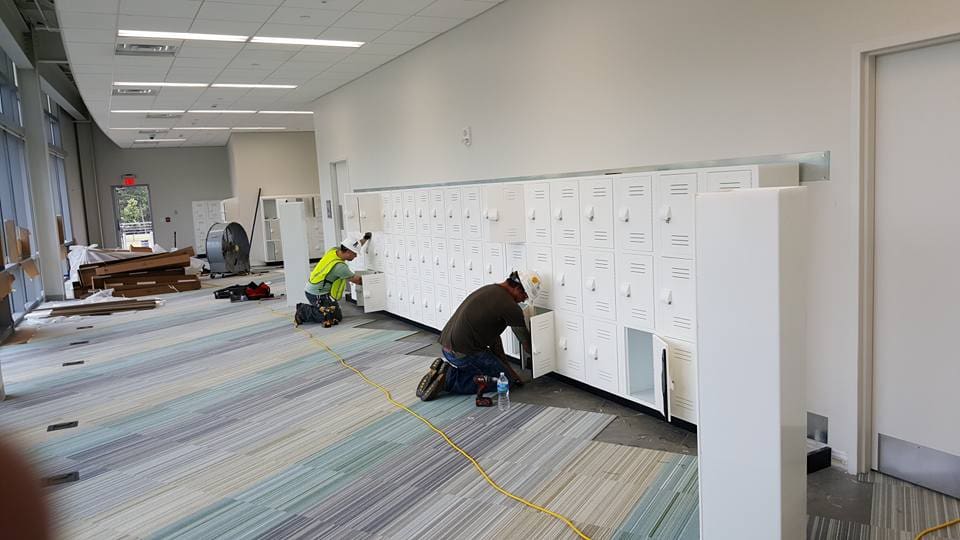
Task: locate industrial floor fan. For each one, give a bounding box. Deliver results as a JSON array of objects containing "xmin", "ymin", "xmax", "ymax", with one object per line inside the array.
[{"xmin": 205, "ymin": 222, "xmax": 251, "ymax": 277}]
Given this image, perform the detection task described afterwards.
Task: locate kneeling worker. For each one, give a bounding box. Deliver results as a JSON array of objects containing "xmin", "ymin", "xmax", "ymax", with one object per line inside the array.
[
  {"xmin": 295, "ymin": 232, "xmax": 369, "ymax": 327},
  {"xmin": 416, "ymin": 270, "xmax": 541, "ymax": 401}
]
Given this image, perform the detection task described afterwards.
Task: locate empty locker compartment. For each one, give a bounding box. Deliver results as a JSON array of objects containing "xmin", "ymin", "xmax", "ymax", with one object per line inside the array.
[{"xmin": 623, "ymin": 328, "xmax": 671, "ymax": 419}]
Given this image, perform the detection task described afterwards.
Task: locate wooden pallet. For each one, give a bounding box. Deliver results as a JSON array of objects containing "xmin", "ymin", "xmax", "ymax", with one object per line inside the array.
[{"xmin": 111, "ymin": 279, "xmax": 201, "ymax": 298}]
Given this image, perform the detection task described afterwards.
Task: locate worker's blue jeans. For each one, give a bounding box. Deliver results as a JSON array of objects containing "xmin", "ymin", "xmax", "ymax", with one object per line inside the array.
[{"xmin": 442, "ymin": 349, "xmax": 503, "ymax": 394}]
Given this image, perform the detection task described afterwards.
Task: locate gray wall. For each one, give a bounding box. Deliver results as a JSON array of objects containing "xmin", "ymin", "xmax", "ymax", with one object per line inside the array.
[
  {"xmin": 59, "ymin": 109, "xmax": 86, "ymax": 245},
  {"xmin": 91, "ymin": 127, "xmax": 232, "ymax": 249}
]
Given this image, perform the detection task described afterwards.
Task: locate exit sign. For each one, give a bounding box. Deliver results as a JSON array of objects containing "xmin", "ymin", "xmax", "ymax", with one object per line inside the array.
[{"xmin": 122, "ymin": 175, "xmax": 136, "ymax": 186}]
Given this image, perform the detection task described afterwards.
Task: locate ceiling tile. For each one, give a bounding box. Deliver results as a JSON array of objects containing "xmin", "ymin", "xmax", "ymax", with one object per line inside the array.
[
  {"xmin": 354, "ymin": 42, "xmax": 416, "ymax": 55},
  {"xmin": 172, "ymin": 56, "xmax": 233, "ymax": 69},
  {"xmin": 265, "ymin": 7, "xmax": 344, "ymax": 26},
  {"xmin": 58, "ymin": 11, "xmax": 117, "ymax": 30},
  {"xmin": 59, "ymin": 0, "xmax": 122, "ymax": 13},
  {"xmin": 112, "ymin": 66, "xmax": 172, "ymax": 79},
  {"xmin": 334, "ymin": 11, "xmax": 408, "ymax": 30},
  {"xmin": 393, "ymin": 15, "xmax": 463, "ymax": 33},
  {"xmin": 113, "ymin": 55, "xmax": 175, "ymax": 70},
  {"xmin": 189, "ymin": 19, "xmax": 264, "ymax": 35},
  {"xmin": 254, "ymin": 23, "xmax": 324, "ymax": 39},
  {"xmin": 64, "ymin": 42, "xmax": 117, "ymax": 63},
  {"xmin": 120, "ymin": 0, "xmax": 202, "ymax": 18},
  {"xmin": 195, "ymin": 2, "xmax": 278, "ymax": 22},
  {"xmin": 374, "ymin": 30, "xmax": 436, "ymax": 46},
  {"xmin": 288, "ymin": 48, "xmax": 353, "ymax": 63},
  {"xmin": 233, "ymin": 48, "xmax": 299, "ymax": 63},
  {"xmin": 166, "ymin": 67, "xmax": 225, "ymax": 81},
  {"xmin": 352, "ymin": 0, "xmax": 434, "ymax": 15},
  {"xmin": 110, "ymin": 95, "xmax": 158, "ymax": 108},
  {"xmin": 215, "ymin": 69, "xmax": 275, "ymax": 83},
  {"xmin": 71, "ymin": 64, "xmax": 117, "ymax": 75},
  {"xmin": 318, "ymin": 27, "xmax": 384, "ymax": 42},
  {"xmin": 419, "ymin": 0, "xmax": 493, "ymax": 19},
  {"xmin": 212, "ymin": 0, "xmax": 284, "ymax": 5},
  {"xmin": 118, "ymin": 15, "xmax": 194, "ymax": 32},
  {"xmin": 177, "ymin": 42, "xmax": 246, "ymax": 59},
  {"xmin": 282, "ymin": 0, "xmax": 361, "ymax": 9},
  {"xmin": 62, "ymin": 28, "xmax": 116, "ymax": 44}
]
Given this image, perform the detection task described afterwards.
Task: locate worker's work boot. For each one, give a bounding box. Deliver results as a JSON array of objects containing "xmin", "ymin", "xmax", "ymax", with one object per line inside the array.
[{"xmin": 416, "ymin": 358, "xmax": 445, "ymax": 399}]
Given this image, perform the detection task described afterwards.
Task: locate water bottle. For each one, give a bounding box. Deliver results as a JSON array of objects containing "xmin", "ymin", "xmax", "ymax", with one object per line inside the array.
[{"xmin": 497, "ymin": 372, "xmax": 510, "ymax": 411}]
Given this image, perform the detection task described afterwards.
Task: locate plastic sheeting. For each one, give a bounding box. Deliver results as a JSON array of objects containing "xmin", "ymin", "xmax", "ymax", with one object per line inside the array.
[{"xmin": 67, "ymin": 245, "xmax": 144, "ymax": 283}]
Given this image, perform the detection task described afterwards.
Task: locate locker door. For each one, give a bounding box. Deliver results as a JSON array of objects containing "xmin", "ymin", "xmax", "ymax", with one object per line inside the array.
[
  {"xmin": 668, "ymin": 338, "xmax": 697, "ymax": 424},
  {"xmin": 652, "ymin": 334, "xmax": 672, "ymax": 421},
  {"xmin": 505, "ymin": 244, "xmax": 526, "ymax": 274},
  {"xmin": 368, "ymin": 235, "xmax": 383, "ymax": 272},
  {"xmin": 580, "ymin": 178, "xmax": 614, "ymax": 249},
  {"xmin": 418, "ymin": 237, "xmax": 434, "ymax": 282},
  {"xmin": 391, "ymin": 192, "xmax": 403, "ymax": 233},
  {"xmin": 551, "ymin": 180, "xmax": 580, "ymax": 245},
  {"xmin": 415, "ymin": 189, "xmax": 431, "ymax": 236},
  {"xmin": 464, "ymin": 240, "xmax": 484, "ymax": 291},
  {"xmin": 448, "ymin": 240, "xmax": 466, "ymax": 290},
  {"xmin": 430, "ymin": 189, "xmax": 446, "ymax": 237},
  {"xmin": 397, "ymin": 278, "xmax": 409, "ymax": 317},
  {"xmin": 435, "ymin": 286, "xmax": 451, "ymax": 328},
  {"xmin": 655, "ymin": 256, "xmax": 696, "ymax": 342},
  {"xmin": 358, "ymin": 193, "xmax": 384, "ymax": 232},
  {"xmin": 616, "ymin": 252, "xmax": 655, "ymax": 331},
  {"xmin": 582, "ymin": 249, "xmax": 617, "ymax": 321},
  {"xmin": 386, "ymin": 274, "xmax": 399, "ymax": 313},
  {"xmin": 403, "ymin": 191, "xmax": 417, "ymax": 235},
  {"xmin": 482, "ymin": 184, "xmax": 525, "ymax": 243},
  {"xmin": 451, "ymin": 288, "xmax": 467, "ymax": 313},
  {"xmin": 614, "ymin": 174, "xmax": 653, "ymax": 252},
  {"xmin": 553, "ymin": 247, "xmax": 582, "ymax": 313},
  {"xmin": 393, "ymin": 237, "xmax": 406, "ymax": 274},
  {"xmin": 444, "ymin": 187, "xmax": 463, "ymax": 238},
  {"xmin": 462, "ymin": 186, "xmax": 483, "ymax": 240},
  {"xmin": 408, "ymin": 280, "xmax": 422, "ymax": 323},
  {"xmin": 655, "ymin": 172, "xmax": 697, "ymax": 258},
  {"xmin": 483, "ymin": 242, "xmax": 506, "ymax": 285},
  {"xmin": 421, "ymin": 283, "xmax": 436, "ymax": 328},
  {"xmin": 555, "ymin": 310, "xmax": 585, "ymax": 382},
  {"xmin": 584, "ymin": 320, "xmax": 619, "ymax": 394},
  {"xmin": 524, "ymin": 182, "xmax": 552, "ymax": 244},
  {"xmin": 432, "ymin": 237, "xmax": 449, "ymax": 284},
  {"xmin": 342, "ymin": 193, "xmax": 361, "ymax": 232},
  {"xmin": 362, "ymin": 272, "xmax": 387, "ymax": 312},
  {"xmin": 382, "ymin": 235, "xmax": 394, "ymax": 276},
  {"xmin": 380, "ymin": 193, "xmax": 392, "ymax": 234},
  {"xmin": 405, "ymin": 236, "xmax": 418, "ymax": 278},
  {"xmin": 530, "ymin": 310, "xmax": 556, "ymax": 378},
  {"xmin": 700, "ymin": 168, "xmax": 753, "ymax": 192},
  {"xmin": 527, "ymin": 244, "xmax": 554, "ymax": 308}
]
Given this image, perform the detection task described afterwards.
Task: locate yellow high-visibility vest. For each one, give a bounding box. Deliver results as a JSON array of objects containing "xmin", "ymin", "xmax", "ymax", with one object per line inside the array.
[{"xmin": 308, "ymin": 247, "xmax": 347, "ymax": 300}]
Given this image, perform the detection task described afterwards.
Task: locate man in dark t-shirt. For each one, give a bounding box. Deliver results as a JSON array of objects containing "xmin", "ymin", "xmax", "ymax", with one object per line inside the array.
[{"xmin": 416, "ymin": 270, "xmax": 542, "ymax": 401}]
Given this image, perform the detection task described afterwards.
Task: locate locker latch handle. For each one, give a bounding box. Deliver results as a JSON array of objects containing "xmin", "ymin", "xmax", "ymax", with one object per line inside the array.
[
  {"xmin": 558, "ymin": 337, "xmax": 568, "ymax": 351},
  {"xmin": 359, "ymin": 210, "xmax": 367, "ymax": 219},
  {"xmin": 528, "ymin": 209, "xmax": 536, "ymax": 221},
  {"xmin": 660, "ymin": 289, "xmax": 673, "ymax": 305},
  {"xmin": 464, "ymin": 208, "xmax": 471, "ymax": 219},
  {"xmin": 620, "ymin": 283, "xmax": 632, "ymax": 297},
  {"xmin": 554, "ymin": 208, "xmax": 563, "ymax": 221},
  {"xmin": 420, "ymin": 255, "xmax": 426, "ymax": 263},
  {"xmin": 450, "ymin": 259, "xmax": 456, "ymax": 268},
  {"xmin": 583, "ymin": 205, "xmax": 595, "ymax": 222},
  {"xmin": 585, "ymin": 277, "xmax": 596, "ymax": 291},
  {"xmin": 486, "ymin": 264, "xmax": 492, "ymax": 275},
  {"xmin": 484, "ymin": 208, "xmax": 500, "ymax": 222},
  {"xmin": 417, "ymin": 208, "xmax": 423, "ymax": 218},
  {"xmin": 618, "ymin": 208, "xmax": 630, "ymax": 222},
  {"xmin": 588, "ymin": 346, "xmax": 598, "ymax": 360},
  {"xmin": 447, "ymin": 209, "xmax": 454, "ymax": 218},
  {"xmin": 432, "ymin": 208, "xmax": 438, "ymax": 218},
  {"xmin": 558, "ymin": 272, "xmax": 566, "ymax": 286},
  {"xmin": 434, "ymin": 256, "xmax": 441, "ymax": 266},
  {"xmin": 660, "ymin": 205, "xmax": 672, "ymax": 223},
  {"xmin": 467, "ymin": 260, "xmax": 473, "ymax": 271}
]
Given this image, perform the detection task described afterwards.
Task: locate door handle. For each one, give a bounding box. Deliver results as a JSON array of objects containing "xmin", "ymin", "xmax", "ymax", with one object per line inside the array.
[
  {"xmin": 618, "ymin": 208, "xmax": 630, "ymax": 222},
  {"xmin": 585, "ymin": 277, "xmax": 596, "ymax": 291},
  {"xmin": 660, "ymin": 205, "xmax": 672, "ymax": 224},
  {"xmin": 660, "ymin": 289, "xmax": 673, "ymax": 305},
  {"xmin": 447, "ymin": 209, "xmax": 454, "ymax": 218},
  {"xmin": 558, "ymin": 337, "xmax": 568, "ymax": 351},
  {"xmin": 528, "ymin": 209, "xmax": 536, "ymax": 221},
  {"xmin": 558, "ymin": 272, "xmax": 566, "ymax": 287},
  {"xmin": 588, "ymin": 345, "xmax": 598, "ymax": 360},
  {"xmin": 583, "ymin": 205, "xmax": 595, "ymax": 222},
  {"xmin": 484, "ymin": 208, "xmax": 500, "ymax": 221},
  {"xmin": 464, "ymin": 208, "xmax": 471, "ymax": 219},
  {"xmin": 620, "ymin": 283, "xmax": 632, "ymax": 297},
  {"xmin": 554, "ymin": 208, "xmax": 563, "ymax": 221}
]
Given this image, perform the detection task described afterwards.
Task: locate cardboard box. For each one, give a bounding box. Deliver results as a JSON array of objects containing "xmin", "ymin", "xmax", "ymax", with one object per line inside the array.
[
  {"xmin": 21, "ymin": 257, "xmax": 39, "ymax": 279},
  {"xmin": 0, "ymin": 271, "xmax": 14, "ymax": 299},
  {"xmin": 17, "ymin": 227, "xmax": 31, "ymax": 260},
  {"xmin": 4, "ymin": 220, "xmax": 17, "ymax": 261}
]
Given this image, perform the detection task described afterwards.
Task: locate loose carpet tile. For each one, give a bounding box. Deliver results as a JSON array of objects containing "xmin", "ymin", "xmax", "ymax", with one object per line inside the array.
[{"xmin": 0, "ymin": 274, "xmax": 700, "ymax": 539}]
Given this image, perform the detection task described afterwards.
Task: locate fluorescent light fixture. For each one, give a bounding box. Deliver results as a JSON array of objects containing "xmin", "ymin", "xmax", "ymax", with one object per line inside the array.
[
  {"xmin": 134, "ymin": 138, "xmax": 186, "ymax": 142},
  {"xmin": 118, "ymin": 30, "xmax": 248, "ymax": 42},
  {"xmin": 111, "ymin": 110, "xmax": 185, "ymax": 114},
  {"xmin": 188, "ymin": 109, "xmax": 257, "ymax": 114},
  {"xmin": 210, "ymin": 83, "xmax": 297, "ymax": 89},
  {"xmin": 114, "ymin": 81, "xmax": 209, "ymax": 88},
  {"xmin": 173, "ymin": 127, "xmax": 231, "ymax": 130},
  {"xmin": 250, "ymin": 36, "xmax": 364, "ymax": 48},
  {"xmin": 258, "ymin": 110, "xmax": 314, "ymax": 115},
  {"xmin": 232, "ymin": 127, "xmax": 286, "ymax": 130}
]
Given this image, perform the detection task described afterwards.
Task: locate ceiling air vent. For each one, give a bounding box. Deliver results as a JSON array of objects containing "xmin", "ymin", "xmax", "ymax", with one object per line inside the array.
[
  {"xmin": 146, "ymin": 112, "xmax": 182, "ymax": 119},
  {"xmin": 115, "ymin": 43, "xmax": 178, "ymax": 57},
  {"xmin": 112, "ymin": 87, "xmax": 157, "ymax": 96}
]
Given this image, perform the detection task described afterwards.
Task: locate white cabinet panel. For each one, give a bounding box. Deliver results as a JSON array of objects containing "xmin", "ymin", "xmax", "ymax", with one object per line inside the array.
[
  {"xmin": 655, "ymin": 256, "xmax": 696, "ymax": 342},
  {"xmin": 482, "ymin": 183, "xmax": 525, "ymax": 243},
  {"xmin": 380, "ymin": 193, "xmax": 392, "ymax": 234},
  {"xmin": 530, "ymin": 310, "xmax": 556, "ymax": 378},
  {"xmin": 462, "ymin": 186, "xmax": 483, "ymax": 240},
  {"xmin": 402, "ymin": 191, "xmax": 417, "ymax": 235},
  {"xmin": 582, "ymin": 249, "xmax": 617, "ymax": 321},
  {"xmin": 405, "ymin": 236, "xmax": 418, "ymax": 276},
  {"xmin": 418, "ymin": 237, "xmax": 433, "ymax": 282},
  {"xmin": 616, "ymin": 252, "xmax": 655, "ymax": 331},
  {"xmin": 555, "ymin": 310, "xmax": 585, "ymax": 382},
  {"xmin": 407, "ymin": 279, "xmax": 422, "ymax": 323},
  {"xmin": 448, "ymin": 240, "xmax": 466, "ymax": 290},
  {"xmin": 553, "ymin": 247, "xmax": 582, "ymax": 313},
  {"xmin": 505, "ymin": 244, "xmax": 526, "ymax": 274},
  {"xmin": 527, "ymin": 244, "xmax": 554, "ymax": 308},
  {"xmin": 444, "ymin": 187, "xmax": 463, "ymax": 238},
  {"xmin": 415, "ymin": 189, "xmax": 431, "ymax": 236},
  {"xmin": 432, "ymin": 237, "xmax": 449, "ymax": 284},
  {"xmin": 584, "ymin": 319, "xmax": 619, "ymax": 393},
  {"xmin": 700, "ymin": 168, "xmax": 752, "ymax": 192},
  {"xmin": 580, "ymin": 178, "xmax": 614, "ymax": 249},
  {"xmin": 483, "ymin": 242, "xmax": 506, "ymax": 285},
  {"xmin": 390, "ymin": 192, "xmax": 403, "ymax": 233},
  {"xmin": 523, "ymin": 182, "xmax": 552, "ymax": 244},
  {"xmin": 435, "ymin": 286, "xmax": 451, "ymax": 329},
  {"xmin": 421, "ymin": 283, "xmax": 436, "ymax": 328},
  {"xmin": 392, "ymin": 236, "xmax": 407, "ymax": 274},
  {"xmin": 550, "ymin": 180, "xmax": 580, "ymax": 245},
  {"xmin": 429, "ymin": 189, "xmax": 446, "ymax": 237},
  {"xmin": 613, "ymin": 174, "xmax": 653, "ymax": 252},
  {"xmin": 655, "ymin": 172, "xmax": 697, "ymax": 258},
  {"xmin": 668, "ymin": 338, "xmax": 697, "ymax": 424},
  {"xmin": 361, "ymin": 272, "xmax": 386, "ymax": 312},
  {"xmin": 464, "ymin": 240, "xmax": 484, "ymax": 291},
  {"xmin": 358, "ymin": 193, "xmax": 383, "ymax": 232}
]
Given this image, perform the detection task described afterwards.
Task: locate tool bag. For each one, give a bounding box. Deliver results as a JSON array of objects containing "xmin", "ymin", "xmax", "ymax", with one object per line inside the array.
[{"xmin": 296, "ymin": 294, "xmax": 343, "ymax": 327}]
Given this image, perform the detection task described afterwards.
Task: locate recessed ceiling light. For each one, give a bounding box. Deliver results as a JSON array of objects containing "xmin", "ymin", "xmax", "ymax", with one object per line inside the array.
[
  {"xmin": 111, "ymin": 110, "xmax": 186, "ymax": 114},
  {"xmin": 232, "ymin": 127, "xmax": 286, "ymax": 130},
  {"xmin": 250, "ymin": 36, "xmax": 363, "ymax": 48},
  {"xmin": 114, "ymin": 81, "xmax": 209, "ymax": 88},
  {"xmin": 210, "ymin": 83, "xmax": 298, "ymax": 89},
  {"xmin": 258, "ymin": 110, "xmax": 314, "ymax": 115},
  {"xmin": 118, "ymin": 30, "xmax": 248, "ymax": 43},
  {"xmin": 188, "ymin": 109, "xmax": 257, "ymax": 114},
  {"xmin": 134, "ymin": 138, "xmax": 186, "ymax": 142}
]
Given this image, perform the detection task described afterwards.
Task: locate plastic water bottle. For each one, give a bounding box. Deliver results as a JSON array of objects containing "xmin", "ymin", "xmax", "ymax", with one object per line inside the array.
[{"xmin": 497, "ymin": 372, "xmax": 510, "ymax": 411}]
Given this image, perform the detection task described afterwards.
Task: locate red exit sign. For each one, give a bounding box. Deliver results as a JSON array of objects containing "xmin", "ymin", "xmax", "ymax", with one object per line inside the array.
[{"xmin": 122, "ymin": 175, "xmax": 136, "ymax": 186}]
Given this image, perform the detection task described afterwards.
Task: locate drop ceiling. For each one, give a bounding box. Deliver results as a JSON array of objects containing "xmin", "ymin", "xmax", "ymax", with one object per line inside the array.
[{"xmin": 56, "ymin": 0, "xmax": 503, "ymax": 148}]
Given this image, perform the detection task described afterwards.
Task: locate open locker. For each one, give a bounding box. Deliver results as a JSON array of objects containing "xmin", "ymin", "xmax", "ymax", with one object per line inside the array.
[
  {"xmin": 359, "ymin": 273, "xmax": 388, "ymax": 313},
  {"xmin": 622, "ymin": 326, "xmax": 672, "ymax": 420}
]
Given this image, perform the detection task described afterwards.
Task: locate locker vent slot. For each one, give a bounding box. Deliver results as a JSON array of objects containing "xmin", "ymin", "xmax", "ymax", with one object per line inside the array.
[
  {"xmin": 560, "ymin": 187, "xmax": 576, "ymax": 198},
  {"xmin": 670, "ymin": 235, "xmax": 691, "ymax": 248},
  {"xmin": 466, "ymin": 192, "xmax": 479, "ymax": 201},
  {"xmin": 597, "ymin": 328, "xmax": 613, "ymax": 340},
  {"xmin": 562, "ymin": 255, "xmax": 577, "ymax": 265},
  {"xmin": 674, "ymin": 348, "xmax": 693, "ymax": 362},
  {"xmin": 670, "ymin": 266, "xmax": 692, "ymax": 280},
  {"xmin": 673, "ymin": 316, "xmax": 693, "ymax": 330},
  {"xmin": 669, "ymin": 183, "xmax": 691, "ymax": 195},
  {"xmin": 629, "ymin": 232, "xmax": 647, "ymax": 244},
  {"xmin": 598, "ymin": 372, "xmax": 615, "ymax": 383},
  {"xmin": 718, "ymin": 181, "xmax": 745, "ymax": 191},
  {"xmin": 596, "ymin": 301, "xmax": 612, "ymax": 313},
  {"xmin": 628, "ymin": 262, "xmax": 648, "ymax": 274},
  {"xmin": 561, "ymin": 230, "xmax": 576, "ymax": 240},
  {"xmin": 593, "ymin": 231, "xmax": 609, "ymax": 242},
  {"xmin": 564, "ymin": 297, "xmax": 579, "ymax": 309},
  {"xmin": 535, "ymin": 230, "xmax": 549, "ymax": 241},
  {"xmin": 505, "ymin": 190, "xmax": 520, "ymax": 201},
  {"xmin": 563, "ymin": 321, "xmax": 580, "ymax": 332},
  {"xmin": 536, "ymin": 254, "xmax": 549, "ymax": 263},
  {"xmin": 595, "ymin": 259, "xmax": 610, "ymax": 270},
  {"xmin": 534, "ymin": 190, "xmax": 547, "ymax": 199},
  {"xmin": 591, "ymin": 186, "xmax": 608, "ymax": 197},
  {"xmin": 630, "ymin": 308, "xmax": 649, "ymax": 319},
  {"xmin": 675, "ymin": 396, "xmax": 695, "ymax": 408},
  {"xmin": 627, "ymin": 185, "xmax": 647, "ymax": 197}
]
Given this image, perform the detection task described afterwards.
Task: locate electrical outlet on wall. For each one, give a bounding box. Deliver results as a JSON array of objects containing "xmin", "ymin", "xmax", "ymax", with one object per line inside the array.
[{"xmin": 461, "ymin": 126, "xmax": 472, "ymax": 147}]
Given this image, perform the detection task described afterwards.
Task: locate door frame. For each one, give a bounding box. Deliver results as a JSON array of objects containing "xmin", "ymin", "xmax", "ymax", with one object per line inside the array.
[
  {"xmin": 110, "ymin": 183, "xmax": 154, "ymax": 248},
  {"xmin": 855, "ymin": 28, "xmax": 960, "ymax": 474}
]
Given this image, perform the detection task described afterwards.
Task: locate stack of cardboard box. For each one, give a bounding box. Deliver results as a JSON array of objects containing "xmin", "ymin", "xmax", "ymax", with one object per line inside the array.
[{"xmin": 73, "ymin": 247, "xmax": 200, "ymax": 298}]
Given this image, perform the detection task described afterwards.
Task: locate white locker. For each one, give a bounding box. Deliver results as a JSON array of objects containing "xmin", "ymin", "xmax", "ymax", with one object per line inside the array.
[
  {"xmin": 451, "ymin": 288, "xmax": 467, "ymax": 313},
  {"xmin": 550, "ymin": 180, "xmax": 580, "ymax": 245},
  {"xmin": 386, "ymin": 274, "xmax": 399, "ymax": 313},
  {"xmin": 357, "ymin": 193, "xmax": 383, "ymax": 232},
  {"xmin": 655, "ymin": 172, "xmax": 697, "ymax": 258},
  {"xmin": 342, "ymin": 193, "xmax": 361, "ymax": 232},
  {"xmin": 579, "ymin": 177, "xmax": 614, "ymax": 249},
  {"xmin": 582, "ymin": 249, "xmax": 617, "ymax": 321},
  {"xmin": 523, "ymin": 182, "xmax": 552, "ymax": 244},
  {"xmin": 408, "ymin": 280, "xmax": 422, "ymax": 323},
  {"xmin": 382, "ymin": 235, "xmax": 395, "ymax": 275},
  {"xmin": 435, "ymin": 286, "xmax": 452, "ymax": 329},
  {"xmin": 668, "ymin": 338, "xmax": 697, "ymax": 424},
  {"xmin": 481, "ymin": 184, "xmax": 525, "ymax": 243},
  {"xmin": 421, "ymin": 283, "xmax": 436, "ymax": 328},
  {"xmin": 405, "ymin": 236, "xmax": 418, "ymax": 275},
  {"xmin": 418, "ymin": 237, "xmax": 434, "ymax": 282},
  {"xmin": 613, "ymin": 174, "xmax": 653, "ymax": 252},
  {"xmin": 616, "ymin": 252, "xmax": 655, "ymax": 331},
  {"xmin": 390, "ymin": 192, "xmax": 403, "ymax": 233},
  {"xmin": 700, "ymin": 168, "xmax": 752, "ymax": 192},
  {"xmin": 529, "ymin": 309, "xmax": 557, "ymax": 378},
  {"xmin": 527, "ymin": 244, "xmax": 554, "ymax": 308},
  {"xmin": 464, "ymin": 240, "xmax": 484, "ymax": 291},
  {"xmin": 402, "ymin": 191, "xmax": 417, "ymax": 235},
  {"xmin": 621, "ymin": 328, "xmax": 672, "ymax": 419},
  {"xmin": 396, "ymin": 278, "xmax": 409, "ymax": 318},
  {"xmin": 368, "ymin": 234, "xmax": 385, "ymax": 272},
  {"xmin": 505, "ymin": 244, "xmax": 526, "ymax": 274},
  {"xmin": 483, "ymin": 242, "xmax": 506, "ymax": 285},
  {"xmin": 553, "ymin": 247, "xmax": 582, "ymax": 313},
  {"xmin": 448, "ymin": 240, "xmax": 466, "ymax": 290},
  {"xmin": 415, "ymin": 189, "xmax": 431, "ymax": 236},
  {"xmin": 444, "ymin": 188, "xmax": 463, "ymax": 238},
  {"xmin": 655, "ymin": 256, "xmax": 696, "ymax": 342},
  {"xmin": 584, "ymin": 319, "xmax": 619, "ymax": 394},
  {"xmin": 429, "ymin": 189, "xmax": 446, "ymax": 237},
  {"xmin": 554, "ymin": 310, "xmax": 585, "ymax": 382},
  {"xmin": 380, "ymin": 193, "xmax": 392, "ymax": 234},
  {"xmin": 432, "ymin": 237, "xmax": 449, "ymax": 284},
  {"xmin": 462, "ymin": 186, "xmax": 483, "ymax": 240},
  {"xmin": 392, "ymin": 236, "xmax": 406, "ymax": 274}
]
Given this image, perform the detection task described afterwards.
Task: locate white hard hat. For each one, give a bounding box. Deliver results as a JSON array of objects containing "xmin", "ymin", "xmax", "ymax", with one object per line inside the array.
[
  {"xmin": 340, "ymin": 232, "xmax": 364, "ymax": 254},
  {"xmin": 517, "ymin": 270, "xmax": 542, "ymax": 301}
]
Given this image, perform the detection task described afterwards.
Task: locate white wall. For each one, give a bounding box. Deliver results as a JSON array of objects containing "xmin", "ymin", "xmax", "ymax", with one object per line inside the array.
[
  {"xmin": 310, "ymin": 0, "xmax": 960, "ymax": 472},
  {"xmin": 226, "ymin": 131, "xmax": 320, "ymax": 265},
  {"xmin": 91, "ymin": 127, "xmax": 232, "ymax": 249}
]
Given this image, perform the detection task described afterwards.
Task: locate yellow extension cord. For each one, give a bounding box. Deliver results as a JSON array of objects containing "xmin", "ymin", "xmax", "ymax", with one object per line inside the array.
[
  {"xmin": 915, "ymin": 518, "xmax": 960, "ymax": 540},
  {"xmin": 283, "ymin": 313, "xmax": 592, "ymax": 540}
]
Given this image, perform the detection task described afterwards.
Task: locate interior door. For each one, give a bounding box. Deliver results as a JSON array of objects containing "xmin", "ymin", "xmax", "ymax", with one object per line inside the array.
[
  {"xmin": 362, "ymin": 273, "xmax": 387, "ymax": 312},
  {"xmin": 530, "ymin": 309, "xmax": 556, "ymax": 378},
  {"xmin": 653, "ymin": 334, "xmax": 672, "ymax": 421}
]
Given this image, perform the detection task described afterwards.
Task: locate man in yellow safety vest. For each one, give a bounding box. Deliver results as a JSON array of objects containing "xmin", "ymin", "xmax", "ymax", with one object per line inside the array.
[{"xmin": 294, "ymin": 232, "xmax": 368, "ymax": 327}]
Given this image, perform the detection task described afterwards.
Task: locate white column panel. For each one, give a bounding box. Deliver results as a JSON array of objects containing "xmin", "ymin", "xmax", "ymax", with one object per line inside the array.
[{"xmin": 278, "ymin": 202, "xmax": 309, "ymax": 308}]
